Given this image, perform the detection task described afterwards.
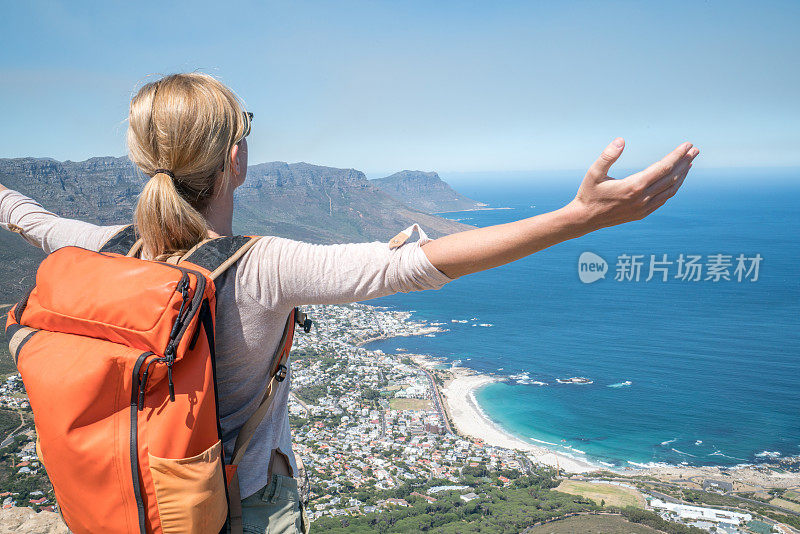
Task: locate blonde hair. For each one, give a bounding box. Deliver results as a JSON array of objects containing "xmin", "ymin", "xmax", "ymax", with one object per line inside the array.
[{"xmin": 128, "ymin": 72, "xmax": 250, "ymax": 259}]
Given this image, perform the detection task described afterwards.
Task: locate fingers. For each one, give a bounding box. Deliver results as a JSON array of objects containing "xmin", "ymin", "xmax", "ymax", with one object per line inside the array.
[
  {"xmin": 642, "ymin": 163, "xmax": 692, "ymax": 217},
  {"xmin": 587, "ymin": 138, "xmax": 625, "ymax": 181},
  {"xmin": 631, "ymin": 142, "xmax": 693, "ymax": 189},
  {"xmin": 643, "ymin": 147, "xmax": 699, "ymax": 198}
]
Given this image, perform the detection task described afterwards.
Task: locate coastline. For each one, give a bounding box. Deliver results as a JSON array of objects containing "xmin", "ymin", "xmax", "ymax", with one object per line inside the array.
[
  {"xmin": 410, "ymin": 355, "xmax": 598, "ymax": 474},
  {"xmin": 363, "ymin": 305, "xmax": 800, "ymax": 490},
  {"xmin": 433, "ymin": 206, "xmax": 513, "ymax": 214},
  {"xmin": 354, "ymin": 324, "xmax": 443, "ymax": 347},
  {"xmin": 417, "ymin": 357, "xmax": 800, "ymax": 491}
]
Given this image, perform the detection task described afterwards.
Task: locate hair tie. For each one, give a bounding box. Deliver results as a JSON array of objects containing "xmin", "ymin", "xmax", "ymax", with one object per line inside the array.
[{"xmin": 153, "ymin": 169, "xmax": 175, "ymax": 179}]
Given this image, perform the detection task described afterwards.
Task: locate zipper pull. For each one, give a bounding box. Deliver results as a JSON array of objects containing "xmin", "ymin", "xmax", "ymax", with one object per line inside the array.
[
  {"xmin": 167, "ymin": 362, "xmax": 175, "ymax": 402},
  {"xmin": 138, "ymin": 373, "xmax": 147, "ymax": 410},
  {"xmin": 138, "ymin": 358, "xmax": 158, "ymax": 411},
  {"xmin": 164, "ymin": 275, "xmax": 188, "ymax": 404},
  {"xmin": 164, "ymin": 344, "xmax": 176, "ymax": 402},
  {"xmin": 170, "ymin": 277, "xmax": 191, "ymax": 340}
]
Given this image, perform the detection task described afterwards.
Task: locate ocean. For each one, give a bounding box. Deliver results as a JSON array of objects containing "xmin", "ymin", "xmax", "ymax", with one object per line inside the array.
[{"xmin": 365, "ymin": 167, "xmax": 800, "ymax": 469}]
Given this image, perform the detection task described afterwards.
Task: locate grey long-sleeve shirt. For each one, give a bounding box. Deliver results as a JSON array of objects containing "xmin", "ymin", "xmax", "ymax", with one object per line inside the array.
[{"xmin": 0, "ymin": 188, "xmax": 453, "ymax": 498}]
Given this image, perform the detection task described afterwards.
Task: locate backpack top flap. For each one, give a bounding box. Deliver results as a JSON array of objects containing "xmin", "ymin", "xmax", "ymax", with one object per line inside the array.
[{"xmin": 10, "ymin": 246, "xmax": 210, "ymax": 358}]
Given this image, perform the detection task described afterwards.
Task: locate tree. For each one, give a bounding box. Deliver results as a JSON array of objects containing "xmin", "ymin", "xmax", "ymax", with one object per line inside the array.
[{"xmin": 361, "ymin": 387, "xmax": 380, "ymax": 401}]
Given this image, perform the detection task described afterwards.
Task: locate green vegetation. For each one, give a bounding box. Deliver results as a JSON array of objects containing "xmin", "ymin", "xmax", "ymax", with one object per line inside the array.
[
  {"xmin": 526, "ymin": 513, "xmax": 663, "ymax": 533},
  {"xmin": 738, "ymin": 491, "xmax": 772, "ymax": 503},
  {"xmin": 0, "ymin": 232, "xmax": 45, "ymax": 304},
  {"xmin": 319, "ymin": 357, "xmax": 341, "ymax": 370},
  {"xmin": 361, "ymin": 387, "xmax": 381, "ymax": 401},
  {"xmin": 0, "ymin": 313, "xmax": 18, "ymax": 377},
  {"xmin": 0, "ymin": 409, "xmax": 21, "ymax": 437},
  {"xmin": 617, "ymin": 507, "xmax": 706, "ymax": 534},
  {"xmin": 0, "ymin": 434, "xmax": 55, "ymax": 507},
  {"xmin": 0, "ymin": 351, "xmax": 14, "ymax": 377},
  {"xmin": 296, "ymin": 385, "xmax": 328, "ymax": 404},
  {"xmin": 461, "ymin": 463, "xmax": 489, "ymax": 478},
  {"xmin": 289, "ymin": 414, "xmax": 307, "ymax": 428},
  {"xmin": 0, "ymin": 466, "xmax": 54, "ymax": 504},
  {"xmin": 760, "ymin": 510, "xmax": 800, "ymax": 530},
  {"xmin": 313, "ymin": 470, "xmax": 605, "ymax": 533}
]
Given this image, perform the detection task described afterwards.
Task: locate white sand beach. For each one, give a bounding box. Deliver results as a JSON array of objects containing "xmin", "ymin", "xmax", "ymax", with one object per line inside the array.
[
  {"xmin": 406, "ymin": 354, "xmax": 800, "ymax": 490},
  {"xmin": 441, "ymin": 367, "xmax": 598, "ymax": 474}
]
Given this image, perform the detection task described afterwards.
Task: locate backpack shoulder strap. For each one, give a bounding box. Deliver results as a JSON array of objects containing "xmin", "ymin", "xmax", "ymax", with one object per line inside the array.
[
  {"xmin": 183, "ymin": 234, "xmax": 312, "ymax": 465},
  {"xmin": 230, "ymin": 308, "xmax": 298, "ymax": 468},
  {"xmin": 229, "ymin": 308, "xmax": 310, "ymax": 467},
  {"xmin": 188, "ymin": 234, "xmax": 309, "ymax": 534},
  {"xmin": 180, "ymin": 235, "xmax": 260, "ymax": 280},
  {"xmin": 99, "ymin": 224, "xmax": 142, "ymax": 256}
]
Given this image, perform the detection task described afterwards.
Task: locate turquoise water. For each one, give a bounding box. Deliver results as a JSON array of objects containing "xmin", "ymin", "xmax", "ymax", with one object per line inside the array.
[{"xmin": 366, "ymin": 168, "xmax": 800, "ymax": 468}]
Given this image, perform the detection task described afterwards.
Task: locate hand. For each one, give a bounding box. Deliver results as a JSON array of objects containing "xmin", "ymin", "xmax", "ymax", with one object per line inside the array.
[
  {"xmin": 568, "ymin": 138, "xmax": 699, "ymax": 230},
  {"xmin": 0, "ymin": 183, "xmax": 6, "ymax": 192}
]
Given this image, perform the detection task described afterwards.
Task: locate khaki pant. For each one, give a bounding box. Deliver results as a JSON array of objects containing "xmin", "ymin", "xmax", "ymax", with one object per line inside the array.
[{"xmin": 241, "ymin": 474, "xmax": 310, "ymax": 534}]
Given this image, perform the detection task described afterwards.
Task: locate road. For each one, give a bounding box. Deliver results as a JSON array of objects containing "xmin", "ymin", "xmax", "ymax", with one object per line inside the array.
[
  {"xmin": 419, "ymin": 366, "xmax": 453, "ymax": 435},
  {"xmin": 361, "ymin": 307, "xmax": 452, "ymax": 434},
  {"xmin": 516, "ymin": 451, "xmax": 535, "ymax": 475},
  {"xmin": 288, "ymin": 392, "xmax": 310, "ymax": 416},
  {"xmin": 367, "ymin": 309, "xmax": 388, "ymax": 337}
]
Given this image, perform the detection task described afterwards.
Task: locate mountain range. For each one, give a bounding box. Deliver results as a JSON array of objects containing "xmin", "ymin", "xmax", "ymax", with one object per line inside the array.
[{"xmin": 0, "ymin": 156, "xmax": 482, "ymax": 303}]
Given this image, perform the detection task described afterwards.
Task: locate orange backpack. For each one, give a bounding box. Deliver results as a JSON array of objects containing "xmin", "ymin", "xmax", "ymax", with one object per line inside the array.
[{"xmin": 5, "ymin": 225, "xmax": 311, "ymax": 534}]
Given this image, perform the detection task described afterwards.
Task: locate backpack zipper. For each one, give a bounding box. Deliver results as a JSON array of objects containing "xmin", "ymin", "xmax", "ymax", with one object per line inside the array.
[
  {"xmin": 130, "ymin": 351, "xmax": 154, "ymax": 534},
  {"xmin": 163, "ymin": 273, "xmax": 191, "ymax": 402},
  {"xmin": 137, "ymin": 268, "xmax": 206, "ymax": 408}
]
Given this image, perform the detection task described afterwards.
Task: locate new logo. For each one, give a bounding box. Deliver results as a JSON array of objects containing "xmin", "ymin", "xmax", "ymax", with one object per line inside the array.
[{"xmin": 578, "ymin": 252, "xmax": 607, "ymax": 284}]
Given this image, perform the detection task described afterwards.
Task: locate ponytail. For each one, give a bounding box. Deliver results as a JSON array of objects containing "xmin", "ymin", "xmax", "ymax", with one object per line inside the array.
[
  {"xmin": 134, "ymin": 171, "xmax": 209, "ymax": 260},
  {"xmin": 127, "ymin": 72, "xmax": 249, "ymax": 259}
]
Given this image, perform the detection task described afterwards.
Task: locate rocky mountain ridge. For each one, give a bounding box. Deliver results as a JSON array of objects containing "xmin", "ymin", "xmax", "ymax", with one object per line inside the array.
[
  {"xmin": 371, "ymin": 170, "xmax": 485, "ymax": 213},
  {"xmin": 0, "ymin": 156, "xmax": 480, "ymax": 303}
]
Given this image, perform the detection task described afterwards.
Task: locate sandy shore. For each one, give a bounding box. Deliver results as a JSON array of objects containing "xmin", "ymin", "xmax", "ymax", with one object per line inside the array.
[
  {"xmin": 440, "ymin": 366, "xmax": 598, "ymax": 473},
  {"xmin": 432, "ymin": 362, "xmax": 800, "ymax": 489},
  {"xmin": 395, "ymin": 316, "xmax": 800, "ymax": 489}
]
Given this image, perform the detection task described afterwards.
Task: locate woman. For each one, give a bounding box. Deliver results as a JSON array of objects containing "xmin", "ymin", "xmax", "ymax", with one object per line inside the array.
[{"xmin": 0, "ymin": 72, "xmax": 698, "ymax": 533}]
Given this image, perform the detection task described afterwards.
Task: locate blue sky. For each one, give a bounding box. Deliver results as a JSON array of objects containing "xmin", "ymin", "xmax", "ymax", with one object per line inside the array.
[{"xmin": 1, "ymin": 0, "xmax": 797, "ymax": 175}]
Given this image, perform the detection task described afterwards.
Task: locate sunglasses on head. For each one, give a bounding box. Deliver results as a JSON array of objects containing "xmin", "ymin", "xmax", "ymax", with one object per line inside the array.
[{"xmin": 240, "ymin": 111, "xmax": 254, "ymax": 140}]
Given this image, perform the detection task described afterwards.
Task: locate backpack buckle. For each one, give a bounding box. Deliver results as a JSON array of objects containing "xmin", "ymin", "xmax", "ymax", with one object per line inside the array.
[
  {"xmin": 275, "ymin": 364, "xmax": 288, "ymax": 382},
  {"xmin": 294, "ymin": 308, "xmax": 313, "ymax": 333}
]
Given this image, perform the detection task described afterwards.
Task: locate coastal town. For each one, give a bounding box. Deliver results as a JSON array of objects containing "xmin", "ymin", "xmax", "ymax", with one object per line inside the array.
[
  {"xmin": 1, "ymin": 302, "xmax": 799, "ymax": 533},
  {"xmin": 286, "ymin": 304, "xmax": 530, "ymax": 521}
]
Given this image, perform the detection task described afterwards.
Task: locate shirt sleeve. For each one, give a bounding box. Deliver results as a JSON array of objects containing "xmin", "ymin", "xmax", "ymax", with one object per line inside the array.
[
  {"xmin": 0, "ymin": 189, "xmax": 125, "ymax": 253},
  {"xmin": 238, "ymin": 228, "xmax": 455, "ymax": 309}
]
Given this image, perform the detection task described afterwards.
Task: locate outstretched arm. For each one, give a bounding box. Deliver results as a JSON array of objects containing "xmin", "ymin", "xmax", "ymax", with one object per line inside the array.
[
  {"xmin": 0, "ymin": 187, "xmax": 125, "ymax": 253},
  {"xmin": 421, "ymin": 139, "xmax": 699, "ymax": 279}
]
